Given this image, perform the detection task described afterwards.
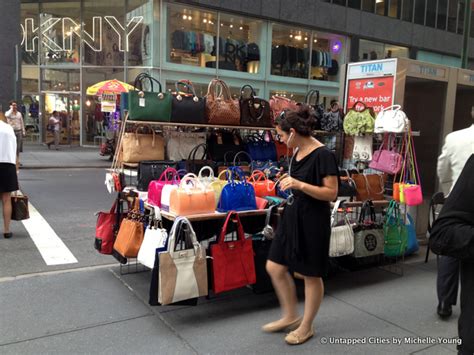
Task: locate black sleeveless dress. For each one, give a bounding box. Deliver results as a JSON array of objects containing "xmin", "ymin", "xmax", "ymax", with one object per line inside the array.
[{"xmin": 268, "ymin": 146, "xmax": 339, "ymax": 277}]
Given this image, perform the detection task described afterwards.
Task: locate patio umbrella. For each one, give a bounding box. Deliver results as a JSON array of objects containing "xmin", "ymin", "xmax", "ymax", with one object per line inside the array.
[{"xmin": 86, "ymin": 79, "xmax": 135, "ymax": 96}]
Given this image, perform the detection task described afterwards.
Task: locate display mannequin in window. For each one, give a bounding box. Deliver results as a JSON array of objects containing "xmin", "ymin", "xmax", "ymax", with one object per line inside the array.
[{"xmin": 264, "ymin": 105, "xmax": 339, "ymax": 345}]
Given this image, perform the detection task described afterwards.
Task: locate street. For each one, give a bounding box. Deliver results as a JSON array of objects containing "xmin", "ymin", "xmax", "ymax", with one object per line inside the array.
[{"xmin": 0, "ymin": 167, "xmax": 460, "ymax": 354}]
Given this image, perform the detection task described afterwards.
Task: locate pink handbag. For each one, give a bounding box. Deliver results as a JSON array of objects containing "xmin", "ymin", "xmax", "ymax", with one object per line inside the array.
[
  {"xmin": 369, "ymin": 134, "xmax": 403, "ymax": 175},
  {"xmin": 404, "ymin": 132, "xmax": 423, "ymax": 206},
  {"xmin": 269, "ymin": 96, "xmax": 298, "ymax": 123},
  {"xmin": 147, "ymin": 168, "xmax": 180, "ymax": 207}
]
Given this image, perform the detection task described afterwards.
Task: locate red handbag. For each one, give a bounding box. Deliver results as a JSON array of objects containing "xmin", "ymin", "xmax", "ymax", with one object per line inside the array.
[
  {"xmin": 210, "ymin": 212, "xmax": 256, "ymax": 294},
  {"xmin": 94, "ymin": 198, "xmax": 126, "ymax": 255},
  {"xmin": 249, "ymin": 170, "xmax": 276, "ymax": 197}
]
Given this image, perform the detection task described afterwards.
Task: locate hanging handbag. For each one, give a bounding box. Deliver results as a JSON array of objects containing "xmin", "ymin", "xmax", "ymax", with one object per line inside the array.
[
  {"xmin": 352, "ymin": 200, "xmax": 385, "ymax": 258},
  {"xmin": 304, "ymin": 89, "xmax": 324, "ymax": 130},
  {"xmin": 248, "ymin": 170, "xmax": 276, "ymax": 197},
  {"xmin": 11, "ymin": 193, "xmax": 30, "ymax": 221},
  {"xmin": 343, "ymin": 101, "xmax": 376, "ymax": 135},
  {"xmin": 321, "ymin": 110, "xmax": 344, "ymax": 132},
  {"xmin": 239, "ymin": 85, "xmax": 272, "ymax": 127},
  {"xmin": 329, "ymin": 200, "xmax": 355, "ymax": 257},
  {"xmin": 403, "ymin": 130, "xmax": 423, "ymax": 206},
  {"xmin": 128, "ymin": 73, "xmax": 172, "ymax": 122},
  {"xmin": 165, "ymin": 131, "xmax": 207, "ymax": 162},
  {"xmin": 352, "ymin": 135, "xmax": 373, "ymax": 162},
  {"xmin": 338, "ymin": 170, "xmax": 357, "ymax": 198},
  {"xmin": 94, "ymin": 197, "xmax": 127, "ymax": 255},
  {"xmin": 158, "ymin": 217, "xmax": 208, "ymax": 305},
  {"xmin": 148, "ymin": 167, "xmax": 180, "ymax": 207},
  {"xmin": 210, "ymin": 212, "xmax": 256, "ymax": 294},
  {"xmin": 404, "ymin": 213, "xmax": 419, "ymax": 255},
  {"xmin": 137, "ymin": 160, "xmax": 177, "ymax": 192},
  {"xmin": 374, "ymin": 105, "xmax": 409, "ymax": 133},
  {"xmin": 217, "ymin": 167, "xmax": 257, "ymax": 212},
  {"xmin": 207, "ymin": 130, "xmax": 244, "ymax": 163},
  {"xmin": 169, "ymin": 173, "xmax": 216, "ymax": 216},
  {"xmin": 269, "ymin": 95, "xmax": 298, "ymax": 123},
  {"xmin": 205, "ymin": 79, "xmax": 240, "ymax": 126},
  {"xmin": 352, "ymin": 173, "xmax": 386, "ymax": 201},
  {"xmin": 180, "ymin": 143, "xmax": 215, "ymax": 174},
  {"xmin": 170, "ymin": 80, "xmax": 207, "ymax": 124},
  {"xmin": 122, "ymin": 126, "xmax": 165, "ymax": 164},
  {"xmin": 113, "ymin": 198, "xmax": 145, "ymax": 258},
  {"xmin": 245, "ymin": 133, "xmax": 277, "ymax": 162},
  {"xmin": 369, "ymin": 133, "xmax": 403, "ymax": 175},
  {"xmin": 383, "ymin": 200, "xmax": 408, "ymax": 257},
  {"xmin": 137, "ymin": 207, "xmax": 169, "ymax": 269}
]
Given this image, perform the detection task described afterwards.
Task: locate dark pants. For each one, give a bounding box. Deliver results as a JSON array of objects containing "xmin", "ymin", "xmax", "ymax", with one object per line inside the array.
[{"xmin": 437, "ymin": 255, "xmax": 460, "ymax": 305}]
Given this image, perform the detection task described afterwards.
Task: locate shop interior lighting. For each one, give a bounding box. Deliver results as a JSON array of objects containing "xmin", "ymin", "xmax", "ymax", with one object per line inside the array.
[
  {"xmin": 239, "ymin": 26, "xmax": 243, "ymax": 30},
  {"xmin": 304, "ymin": 37, "xmax": 308, "ymax": 41},
  {"xmin": 376, "ymin": 0, "xmax": 383, "ymax": 3},
  {"xmin": 203, "ymin": 19, "xmax": 207, "ymax": 23},
  {"xmin": 230, "ymin": 24, "xmax": 233, "ymax": 28},
  {"xmin": 289, "ymin": 34, "xmax": 293, "ymax": 38}
]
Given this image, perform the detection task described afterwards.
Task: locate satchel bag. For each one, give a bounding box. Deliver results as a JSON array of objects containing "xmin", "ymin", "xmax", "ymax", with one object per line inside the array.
[
  {"xmin": 374, "ymin": 105, "xmax": 409, "ymax": 133},
  {"xmin": 248, "ymin": 170, "xmax": 276, "ymax": 197},
  {"xmin": 180, "ymin": 143, "xmax": 215, "ymax": 175},
  {"xmin": 128, "ymin": 73, "xmax": 172, "ymax": 122},
  {"xmin": 94, "ymin": 197, "xmax": 127, "ymax": 255},
  {"xmin": 158, "ymin": 216, "xmax": 208, "ymax": 305},
  {"xmin": 304, "ymin": 89, "xmax": 324, "ymax": 130},
  {"xmin": 210, "ymin": 212, "xmax": 256, "ymax": 294},
  {"xmin": 343, "ymin": 101, "xmax": 375, "ymax": 135},
  {"xmin": 245, "ymin": 133, "xmax": 277, "ymax": 162},
  {"xmin": 122, "ymin": 126, "xmax": 165, "ymax": 164},
  {"xmin": 217, "ymin": 167, "xmax": 257, "ymax": 212},
  {"xmin": 170, "ymin": 81, "xmax": 207, "ymax": 124},
  {"xmin": 137, "ymin": 160, "xmax": 177, "ymax": 191},
  {"xmin": 169, "ymin": 173, "xmax": 216, "ymax": 216},
  {"xmin": 137, "ymin": 207, "xmax": 168, "ymax": 269},
  {"xmin": 239, "ymin": 85, "xmax": 272, "ymax": 127},
  {"xmin": 352, "ymin": 135, "xmax": 373, "ymax": 162},
  {"xmin": 113, "ymin": 199, "xmax": 145, "ymax": 258},
  {"xmin": 205, "ymin": 79, "xmax": 240, "ymax": 125},
  {"xmin": 369, "ymin": 134, "xmax": 403, "ymax": 175},
  {"xmin": 352, "ymin": 173, "xmax": 386, "ymax": 201},
  {"xmin": 329, "ymin": 200, "xmax": 355, "ymax": 257},
  {"xmin": 11, "ymin": 194, "xmax": 30, "ymax": 221},
  {"xmin": 269, "ymin": 95, "xmax": 298, "ymax": 123},
  {"xmin": 352, "ymin": 200, "xmax": 384, "ymax": 258},
  {"xmin": 166, "ymin": 131, "xmax": 207, "ymax": 162},
  {"xmin": 383, "ymin": 200, "xmax": 408, "ymax": 257},
  {"xmin": 148, "ymin": 167, "xmax": 180, "ymax": 207}
]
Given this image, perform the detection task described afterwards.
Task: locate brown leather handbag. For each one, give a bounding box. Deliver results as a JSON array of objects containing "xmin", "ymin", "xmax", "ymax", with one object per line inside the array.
[
  {"xmin": 11, "ymin": 194, "xmax": 29, "ymax": 221},
  {"xmin": 113, "ymin": 199, "xmax": 145, "ymax": 258},
  {"xmin": 269, "ymin": 95, "xmax": 298, "ymax": 123},
  {"xmin": 122, "ymin": 126, "xmax": 165, "ymax": 164},
  {"xmin": 205, "ymin": 79, "xmax": 240, "ymax": 126},
  {"xmin": 239, "ymin": 85, "xmax": 272, "ymax": 127},
  {"xmin": 352, "ymin": 173, "xmax": 387, "ymax": 201}
]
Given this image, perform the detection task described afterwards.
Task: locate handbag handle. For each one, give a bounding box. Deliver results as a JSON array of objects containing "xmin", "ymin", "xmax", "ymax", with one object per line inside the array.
[
  {"xmin": 134, "ymin": 73, "xmax": 164, "ymax": 94},
  {"xmin": 174, "ymin": 80, "xmax": 199, "ymax": 102},
  {"xmin": 218, "ymin": 211, "xmax": 245, "ymax": 245},
  {"xmin": 134, "ymin": 125, "xmax": 156, "ymax": 147},
  {"xmin": 158, "ymin": 167, "xmax": 180, "ymax": 183},
  {"xmin": 168, "ymin": 216, "xmax": 201, "ymax": 254},
  {"xmin": 381, "ymin": 104, "xmax": 402, "ymax": 113},
  {"xmin": 207, "ymin": 79, "xmax": 233, "ymax": 100},
  {"xmin": 232, "ymin": 151, "xmax": 253, "ymax": 166},
  {"xmin": 198, "ymin": 166, "xmax": 215, "ymax": 179},
  {"xmin": 330, "ymin": 199, "xmax": 343, "ymax": 227},
  {"xmin": 305, "ymin": 89, "xmax": 320, "ymax": 105},
  {"xmin": 248, "ymin": 170, "xmax": 267, "ymax": 183},
  {"xmin": 179, "ymin": 173, "xmax": 205, "ymax": 192},
  {"xmin": 228, "ymin": 166, "xmax": 247, "ymax": 184},
  {"xmin": 351, "ymin": 101, "xmax": 367, "ymax": 112},
  {"xmin": 240, "ymin": 84, "xmax": 256, "ymax": 98},
  {"xmin": 188, "ymin": 143, "xmax": 208, "ymax": 161}
]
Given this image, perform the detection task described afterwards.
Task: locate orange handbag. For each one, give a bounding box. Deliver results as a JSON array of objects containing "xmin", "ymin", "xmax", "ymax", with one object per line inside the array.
[
  {"xmin": 249, "ymin": 170, "xmax": 276, "ymax": 197},
  {"xmin": 113, "ymin": 199, "xmax": 145, "ymax": 258},
  {"xmin": 169, "ymin": 173, "xmax": 216, "ymax": 216}
]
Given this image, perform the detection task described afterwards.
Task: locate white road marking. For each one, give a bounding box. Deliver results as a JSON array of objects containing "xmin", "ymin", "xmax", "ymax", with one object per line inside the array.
[{"xmin": 21, "ymin": 202, "xmax": 78, "ymax": 266}]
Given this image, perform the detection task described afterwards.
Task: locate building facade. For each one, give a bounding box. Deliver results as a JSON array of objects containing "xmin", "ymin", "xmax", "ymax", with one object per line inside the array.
[{"xmin": 15, "ymin": 0, "xmax": 474, "ymax": 145}]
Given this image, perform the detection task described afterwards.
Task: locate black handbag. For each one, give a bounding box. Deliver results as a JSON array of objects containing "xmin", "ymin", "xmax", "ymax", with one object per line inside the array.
[
  {"xmin": 11, "ymin": 194, "xmax": 29, "ymax": 221},
  {"xmin": 338, "ymin": 169, "xmax": 357, "ymax": 198},
  {"xmin": 239, "ymin": 85, "xmax": 272, "ymax": 127},
  {"xmin": 304, "ymin": 89, "xmax": 324, "ymax": 130},
  {"xmin": 137, "ymin": 160, "xmax": 177, "ymax": 191},
  {"xmin": 206, "ymin": 130, "xmax": 243, "ymax": 163},
  {"xmin": 177, "ymin": 143, "xmax": 216, "ymax": 174},
  {"xmin": 170, "ymin": 81, "xmax": 207, "ymax": 124}
]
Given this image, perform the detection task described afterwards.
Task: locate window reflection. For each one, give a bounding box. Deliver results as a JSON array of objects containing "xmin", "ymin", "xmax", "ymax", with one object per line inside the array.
[
  {"xmin": 311, "ymin": 33, "xmax": 346, "ymax": 82},
  {"xmin": 359, "ymin": 39, "xmax": 409, "ymax": 61}
]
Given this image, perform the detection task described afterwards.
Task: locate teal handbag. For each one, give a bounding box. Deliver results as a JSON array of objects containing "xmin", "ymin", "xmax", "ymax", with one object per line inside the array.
[
  {"xmin": 128, "ymin": 73, "xmax": 172, "ymax": 122},
  {"xmin": 383, "ymin": 200, "xmax": 408, "ymax": 257}
]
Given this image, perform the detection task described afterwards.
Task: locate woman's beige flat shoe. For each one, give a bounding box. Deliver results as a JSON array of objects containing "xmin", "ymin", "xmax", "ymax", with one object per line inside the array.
[
  {"xmin": 284, "ymin": 327, "xmax": 314, "ymax": 345},
  {"xmin": 262, "ymin": 317, "xmax": 303, "ymax": 333}
]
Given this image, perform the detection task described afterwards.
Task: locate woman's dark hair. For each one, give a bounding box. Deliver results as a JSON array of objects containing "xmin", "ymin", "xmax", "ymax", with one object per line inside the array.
[
  {"xmin": 275, "ymin": 104, "xmax": 318, "ymax": 136},
  {"xmin": 52, "ymin": 110, "xmax": 58, "ymax": 115}
]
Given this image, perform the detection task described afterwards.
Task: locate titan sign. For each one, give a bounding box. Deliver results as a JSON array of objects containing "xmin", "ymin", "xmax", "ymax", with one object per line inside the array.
[{"xmin": 20, "ymin": 16, "xmax": 144, "ymax": 52}]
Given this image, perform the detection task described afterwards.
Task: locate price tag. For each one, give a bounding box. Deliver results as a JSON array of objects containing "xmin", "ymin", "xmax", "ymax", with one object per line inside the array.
[
  {"xmin": 139, "ymin": 98, "xmax": 146, "ymax": 107},
  {"xmin": 217, "ymin": 134, "xmax": 223, "ymax": 145}
]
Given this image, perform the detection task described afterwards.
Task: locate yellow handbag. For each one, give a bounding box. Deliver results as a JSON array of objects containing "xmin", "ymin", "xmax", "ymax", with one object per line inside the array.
[
  {"xmin": 198, "ymin": 166, "xmax": 228, "ymax": 208},
  {"xmin": 169, "ymin": 173, "xmax": 216, "ymax": 216}
]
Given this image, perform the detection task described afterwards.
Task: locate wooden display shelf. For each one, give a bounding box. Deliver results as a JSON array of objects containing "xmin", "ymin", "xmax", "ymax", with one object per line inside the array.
[{"xmin": 159, "ymin": 209, "xmax": 267, "ymax": 222}]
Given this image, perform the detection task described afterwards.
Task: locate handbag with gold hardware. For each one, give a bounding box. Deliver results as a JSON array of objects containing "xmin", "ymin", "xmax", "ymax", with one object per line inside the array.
[
  {"xmin": 206, "ymin": 79, "xmax": 240, "ymax": 126},
  {"xmin": 170, "ymin": 80, "xmax": 207, "ymax": 124}
]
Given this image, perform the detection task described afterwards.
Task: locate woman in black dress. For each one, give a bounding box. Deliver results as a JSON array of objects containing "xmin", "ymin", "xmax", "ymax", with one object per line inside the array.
[{"xmin": 264, "ymin": 105, "xmax": 339, "ymax": 345}]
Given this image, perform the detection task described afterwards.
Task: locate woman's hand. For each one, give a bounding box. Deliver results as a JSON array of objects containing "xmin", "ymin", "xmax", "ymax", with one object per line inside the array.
[{"xmin": 279, "ymin": 175, "xmax": 303, "ymax": 191}]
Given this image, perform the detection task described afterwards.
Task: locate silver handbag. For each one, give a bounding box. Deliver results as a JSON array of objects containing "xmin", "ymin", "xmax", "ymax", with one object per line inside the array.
[{"xmin": 329, "ymin": 200, "xmax": 355, "ymax": 257}]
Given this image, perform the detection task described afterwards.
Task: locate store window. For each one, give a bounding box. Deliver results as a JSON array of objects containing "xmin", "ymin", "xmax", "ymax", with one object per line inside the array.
[
  {"xmin": 83, "ymin": 0, "xmax": 126, "ymax": 66},
  {"xmin": 447, "ymin": 0, "xmax": 458, "ymax": 32},
  {"xmin": 40, "ymin": 1, "xmax": 81, "ymax": 65},
  {"xmin": 426, "ymin": 0, "xmax": 437, "ymax": 27},
  {"xmin": 166, "ymin": 3, "xmax": 218, "ymax": 68},
  {"xmin": 414, "ymin": 0, "xmax": 426, "ymax": 24},
  {"xmin": 359, "ymin": 39, "xmax": 409, "ymax": 61},
  {"xmin": 41, "ymin": 69, "xmax": 80, "ymax": 92},
  {"xmin": 437, "ymin": 0, "xmax": 448, "ymax": 30},
  {"xmin": 402, "ymin": 0, "xmax": 414, "ymax": 21},
  {"xmin": 362, "ymin": 0, "xmax": 375, "ymax": 13},
  {"xmin": 126, "ymin": 0, "xmax": 156, "ymax": 67},
  {"xmin": 389, "ymin": 0, "xmax": 401, "ymax": 18},
  {"xmin": 271, "ymin": 24, "xmax": 310, "ymax": 79},
  {"xmin": 348, "ymin": 0, "xmax": 362, "ymax": 9},
  {"xmin": 376, "ymin": 0, "xmax": 388, "ymax": 16},
  {"xmin": 310, "ymin": 32, "xmax": 346, "ymax": 82},
  {"xmin": 217, "ymin": 13, "xmax": 264, "ymax": 74},
  {"xmin": 21, "ymin": 2, "xmax": 39, "ymax": 65},
  {"xmin": 457, "ymin": 4, "xmax": 465, "ymax": 34}
]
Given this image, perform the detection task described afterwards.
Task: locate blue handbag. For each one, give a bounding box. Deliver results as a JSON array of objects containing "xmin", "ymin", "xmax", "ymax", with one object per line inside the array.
[
  {"xmin": 217, "ymin": 167, "xmax": 257, "ymax": 212},
  {"xmin": 404, "ymin": 213, "xmax": 419, "ymax": 255},
  {"xmin": 245, "ymin": 133, "xmax": 277, "ymax": 162}
]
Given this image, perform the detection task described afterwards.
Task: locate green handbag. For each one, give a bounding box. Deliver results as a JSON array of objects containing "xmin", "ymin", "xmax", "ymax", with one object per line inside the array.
[
  {"xmin": 343, "ymin": 101, "xmax": 375, "ymax": 135},
  {"xmin": 383, "ymin": 200, "xmax": 408, "ymax": 257},
  {"xmin": 128, "ymin": 73, "xmax": 172, "ymax": 122}
]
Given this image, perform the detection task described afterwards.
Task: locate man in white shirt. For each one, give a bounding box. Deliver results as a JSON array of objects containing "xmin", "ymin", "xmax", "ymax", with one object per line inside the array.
[
  {"xmin": 435, "ymin": 107, "xmax": 474, "ymax": 319},
  {"xmin": 47, "ymin": 111, "xmax": 61, "ymax": 150},
  {"xmin": 5, "ymin": 101, "xmax": 26, "ymax": 166},
  {"xmin": 0, "ymin": 115, "xmax": 18, "ymax": 239}
]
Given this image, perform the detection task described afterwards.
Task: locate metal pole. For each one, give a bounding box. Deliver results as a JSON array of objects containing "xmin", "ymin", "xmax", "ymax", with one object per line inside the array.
[{"xmin": 461, "ymin": 0, "xmax": 472, "ymax": 68}]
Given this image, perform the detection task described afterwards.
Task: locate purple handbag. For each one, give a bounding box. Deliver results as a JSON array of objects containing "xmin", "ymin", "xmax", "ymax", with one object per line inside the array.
[{"xmin": 369, "ymin": 134, "xmax": 403, "ymax": 175}]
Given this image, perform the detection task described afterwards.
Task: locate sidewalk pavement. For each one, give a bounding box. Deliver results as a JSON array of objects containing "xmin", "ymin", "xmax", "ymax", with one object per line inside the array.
[{"xmin": 20, "ymin": 143, "xmax": 111, "ymax": 169}]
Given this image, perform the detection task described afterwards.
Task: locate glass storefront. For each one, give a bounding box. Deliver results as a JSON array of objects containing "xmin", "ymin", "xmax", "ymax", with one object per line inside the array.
[
  {"xmin": 359, "ymin": 39, "xmax": 409, "ymax": 61},
  {"xmin": 20, "ymin": 0, "xmax": 349, "ymax": 146}
]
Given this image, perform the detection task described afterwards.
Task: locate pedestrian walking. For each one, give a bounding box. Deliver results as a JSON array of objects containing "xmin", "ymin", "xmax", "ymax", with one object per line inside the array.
[
  {"xmin": 0, "ymin": 113, "xmax": 19, "ymax": 239},
  {"xmin": 47, "ymin": 111, "xmax": 61, "ymax": 150},
  {"xmin": 5, "ymin": 100, "xmax": 26, "ymax": 166},
  {"xmin": 264, "ymin": 105, "xmax": 339, "ymax": 345},
  {"xmin": 429, "ymin": 154, "xmax": 474, "ymax": 355},
  {"xmin": 434, "ymin": 108, "xmax": 474, "ymax": 319}
]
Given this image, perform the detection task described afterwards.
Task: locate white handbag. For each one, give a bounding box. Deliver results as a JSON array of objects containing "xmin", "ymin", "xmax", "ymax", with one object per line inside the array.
[
  {"xmin": 158, "ymin": 216, "xmax": 208, "ymax": 305},
  {"xmin": 137, "ymin": 207, "xmax": 168, "ymax": 269},
  {"xmin": 165, "ymin": 131, "xmax": 206, "ymax": 161},
  {"xmin": 160, "ymin": 184, "xmax": 178, "ymax": 212},
  {"xmin": 329, "ymin": 200, "xmax": 355, "ymax": 257},
  {"xmin": 374, "ymin": 105, "xmax": 409, "ymax": 133},
  {"xmin": 352, "ymin": 135, "xmax": 373, "ymax": 162}
]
